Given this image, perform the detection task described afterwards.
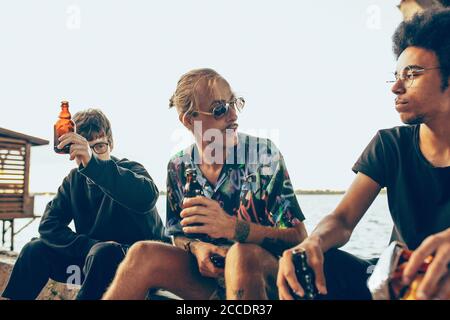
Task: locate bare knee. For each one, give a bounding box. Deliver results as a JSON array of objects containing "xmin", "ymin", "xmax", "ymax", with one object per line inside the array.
[
  {"xmin": 124, "ymin": 241, "xmax": 168, "ymax": 271},
  {"xmin": 225, "ymin": 243, "xmax": 266, "ymax": 274}
]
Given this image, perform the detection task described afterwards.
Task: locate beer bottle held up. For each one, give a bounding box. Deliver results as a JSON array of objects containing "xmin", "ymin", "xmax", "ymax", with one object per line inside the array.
[{"xmin": 54, "ymin": 101, "xmax": 75, "ymax": 154}]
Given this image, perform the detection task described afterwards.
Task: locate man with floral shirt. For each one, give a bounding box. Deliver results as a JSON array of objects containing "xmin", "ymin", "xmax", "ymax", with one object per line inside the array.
[
  {"xmin": 103, "ymin": 68, "xmax": 307, "ymax": 300},
  {"xmin": 166, "ymin": 133, "xmax": 303, "ymax": 244}
]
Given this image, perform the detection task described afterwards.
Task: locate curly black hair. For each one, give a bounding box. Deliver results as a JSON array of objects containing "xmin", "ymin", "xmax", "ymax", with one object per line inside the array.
[{"xmin": 393, "ymin": 8, "xmax": 450, "ymax": 90}]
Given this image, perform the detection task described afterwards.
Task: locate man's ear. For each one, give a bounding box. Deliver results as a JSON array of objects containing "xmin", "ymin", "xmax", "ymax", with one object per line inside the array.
[{"xmin": 180, "ymin": 112, "xmax": 193, "ymax": 131}]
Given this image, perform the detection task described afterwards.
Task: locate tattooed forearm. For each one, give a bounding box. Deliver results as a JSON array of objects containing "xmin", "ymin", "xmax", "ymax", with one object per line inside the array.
[{"xmin": 234, "ymin": 219, "xmax": 250, "ymax": 243}]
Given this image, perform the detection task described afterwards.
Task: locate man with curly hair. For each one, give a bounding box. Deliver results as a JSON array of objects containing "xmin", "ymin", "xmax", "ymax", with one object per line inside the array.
[{"xmin": 278, "ymin": 8, "xmax": 450, "ymax": 300}]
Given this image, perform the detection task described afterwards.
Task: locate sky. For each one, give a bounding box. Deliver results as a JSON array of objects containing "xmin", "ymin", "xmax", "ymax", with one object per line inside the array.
[{"xmin": 0, "ymin": 0, "xmax": 404, "ymax": 193}]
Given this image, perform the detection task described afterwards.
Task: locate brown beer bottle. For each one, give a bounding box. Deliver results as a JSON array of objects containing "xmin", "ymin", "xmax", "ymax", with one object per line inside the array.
[
  {"xmin": 184, "ymin": 165, "xmax": 208, "ymax": 240},
  {"xmin": 54, "ymin": 101, "xmax": 75, "ymax": 154},
  {"xmin": 184, "ymin": 165, "xmax": 205, "ymax": 198}
]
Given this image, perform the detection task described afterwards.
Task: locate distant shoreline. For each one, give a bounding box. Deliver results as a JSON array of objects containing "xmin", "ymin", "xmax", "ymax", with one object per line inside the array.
[
  {"xmin": 157, "ymin": 189, "xmax": 387, "ymax": 196},
  {"xmin": 32, "ymin": 189, "xmax": 387, "ymax": 197}
]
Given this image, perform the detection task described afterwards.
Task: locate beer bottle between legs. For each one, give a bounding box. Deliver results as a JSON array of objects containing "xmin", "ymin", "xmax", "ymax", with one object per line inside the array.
[{"xmin": 292, "ymin": 249, "xmax": 319, "ymax": 300}]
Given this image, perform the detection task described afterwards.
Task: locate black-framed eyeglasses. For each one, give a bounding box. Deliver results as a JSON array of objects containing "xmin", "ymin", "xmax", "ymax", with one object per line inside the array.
[
  {"xmin": 386, "ymin": 65, "xmax": 441, "ymax": 88},
  {"xmin": 90, "ymin": 142, "xmax": 109, "ymax": 154},
  {"xmin": 191, "ymin": 97, "xmax": 245, "ymax": 120}
]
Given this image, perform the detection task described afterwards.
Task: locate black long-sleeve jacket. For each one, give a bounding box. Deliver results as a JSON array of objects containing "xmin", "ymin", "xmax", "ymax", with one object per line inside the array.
[{"xmin": 38, "ymin": 155, "xmax": 168, "ymax": 259}]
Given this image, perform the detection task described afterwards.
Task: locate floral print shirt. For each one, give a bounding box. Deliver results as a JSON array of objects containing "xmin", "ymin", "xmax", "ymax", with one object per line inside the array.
[{"xmin": 165, "ymin": 133, "xmax": 305, "ymax": 243}]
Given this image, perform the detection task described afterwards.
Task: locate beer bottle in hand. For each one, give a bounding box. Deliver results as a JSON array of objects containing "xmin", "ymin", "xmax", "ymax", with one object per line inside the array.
[
  {"xmin": 183, "ymin": 165, "xmax": 208, "ymax": 240},
  {"xmin": 54, "ymin": 101, "xmax": 75, "ymax": 154},
  {"xmin": 184, "ymin": 165, "xmax": 204, "ymax": 198},
  {"xmin": 292, "ymin": 249, "xmax": 318, "ymax": 300}
]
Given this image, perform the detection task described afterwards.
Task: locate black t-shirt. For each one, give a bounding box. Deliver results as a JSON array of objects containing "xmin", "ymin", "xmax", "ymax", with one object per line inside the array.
[{"xmin": 352, "ymin": 125, "xmax": 450, "ymax": 250}]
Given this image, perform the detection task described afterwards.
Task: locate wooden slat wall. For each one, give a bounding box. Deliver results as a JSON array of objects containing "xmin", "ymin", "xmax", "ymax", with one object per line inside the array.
[{"xmin": 0, "ymin": 139, "xmax": 27, "ymax": 217}]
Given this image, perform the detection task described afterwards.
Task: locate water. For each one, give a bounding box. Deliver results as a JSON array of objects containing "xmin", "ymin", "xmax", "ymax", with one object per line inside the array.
[{"xmin": 4, "ymin": 194, "xmax": 393, "ymax": 259}]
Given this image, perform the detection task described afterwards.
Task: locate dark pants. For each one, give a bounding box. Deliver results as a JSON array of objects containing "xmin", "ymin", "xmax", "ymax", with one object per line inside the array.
[
  {"xmin": 1, "ymin": 238, "xmax": 127, "ymax": 300},
  {"xmin": 316, "ymin": 249, "xmax": 377, "ymax": 300}
]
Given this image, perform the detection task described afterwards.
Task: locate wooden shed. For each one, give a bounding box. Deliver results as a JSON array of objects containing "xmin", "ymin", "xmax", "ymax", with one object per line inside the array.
[{"xmin": 0, "ymin": 127, "xmax": 49, "ymax": 250}]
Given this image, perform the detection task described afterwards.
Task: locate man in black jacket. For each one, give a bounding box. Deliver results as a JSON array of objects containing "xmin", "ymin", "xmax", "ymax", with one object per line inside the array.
[{"xmin": 1, "ymin": 109, "xmax": 168, "ymax": 300}]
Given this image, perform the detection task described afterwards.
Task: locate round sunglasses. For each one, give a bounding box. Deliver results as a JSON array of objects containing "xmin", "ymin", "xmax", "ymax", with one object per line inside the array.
[{"xmin": 191, "ymin": 97, "xmax": 245, "ymax": 120}]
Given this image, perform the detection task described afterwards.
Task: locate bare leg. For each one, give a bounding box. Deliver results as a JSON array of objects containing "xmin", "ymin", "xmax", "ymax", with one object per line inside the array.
[
  {"xmin": 103, "ymin": 241, "xmax": 217, "ymax": 300},
  {"xmin": 225, "ymin": 243, "xmax": 278, "ymax": 300}
]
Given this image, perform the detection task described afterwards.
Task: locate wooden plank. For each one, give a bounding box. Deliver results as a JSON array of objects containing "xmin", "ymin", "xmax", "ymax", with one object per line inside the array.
[
  {"xmin": 0, "ymin": 194, "xmax": 23, "ymax": 199},
  {"xmin": 2, "ymin": 160, "xmax": 25, "ymax": 165},
  {"xmin": 0, "ymin": 204, "xmax": 23, "ymax": 208},
  {"xmin": 5, "ymin": 150, "xmax": 22, "ymax": 155},
  {"xmin": 3, "ymin": 155, "xmax": 25, "ymax": 161},
  {"xmin": 0, "ymin": 172, "xmax": 25, "ymax": 176},
  {"xmin": 0, "ymin": 183, "xmax": 24, "ymax": 188},
  {"xmin": 0, "ymin": 208, "xmax": 23, "ymax": 213},
  {"xmin": 0, "ymin": 175, "xmax": 25, "ymax": 180},
  {"xmin": 0, "ymin": 210, "xmax": 24, "ymax": 215},
  {"xmin": 0, "ymin": 197, "xmax": 22, "ymax": 202},
  {"xmin": 0, "ymin": 176, "xmax": 24, "ymax": 180},
  {"xmin": 0, "ymin": 175, "xmax": 24, "ymax": 179},
  {"xmin": 0, "ymin": 199, "xmax": 23, "ymax": 203},
  {"xmin": 0, "ymin": 166, "xmax": 25, "ymax": 171},
  {"xmin": 1, "ymin": 154, "xmax": 25, "ymax": 158},
  {"xmin": 0, "ymin": 176, "xmax": 25, "ymax": 181},
  {"xmin": 0, "ymin": 194, "xmax": 23, "ymax": 197},
  {"xmin": 0, "ymin": 202, "xmax": 23, "ymax": 206},
  {"xmin": 0, "ymin": 165, "xmax": 25, "ymax": 171},
  {"xmin": 0, "ymin": 170, "xmax": 25, "ymax": 174},
  {"xmin": 0, "ymin": 182, "xmax": 25, "ymax": 187},
  {"xmin": 0, "ymin": 147, "xmax": 25, "ymax": 153},
  {"xmin": 0, "ymin": 213, "xmax": 36, "ymax": 219},
  {"xmin": 0, "ymin": 212, "xmax": 24, "ymax": 216},
  {"xmin": 0, "ymin": 200, "xmax": 23, "ymax": 204},
  {"xmin": 0, "ymin": 189, "xmax": 24, "ymax": 192},
  {"xmin": 0, "ymin": 211, "xmax": 24, "ymax": 216},
  {"xmin": 0, "ymin": 203, "xmax": 23, "ymax": 209},
  {"xmin": 0, "ymin": 153, "xmax": 24, "ymax": 158},
  {"xmin": 0, "ymin": 188, "xmax": 24, "ymax": 192},
  {"xmin": 0, "ymin": 193, "xmax": 23, "ymax": 196},
  {"xmin": 1, "ymin": 145, "xmax": 26, "ymax": 149},
  {"xmin": 0, "ymin": 144, "xmax": 26, "ymax": 150}
]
